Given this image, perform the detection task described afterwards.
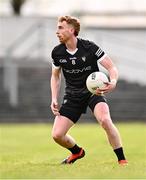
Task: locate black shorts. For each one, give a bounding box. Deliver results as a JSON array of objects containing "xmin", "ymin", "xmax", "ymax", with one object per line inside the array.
[{"xmin": 59, "ymin": 93, "xmax": 107, "ymax": 123}]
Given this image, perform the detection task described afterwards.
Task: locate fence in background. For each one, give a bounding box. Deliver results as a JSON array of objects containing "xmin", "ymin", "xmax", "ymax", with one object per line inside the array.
[
  {"xmin": 0, "ymin": 17, "xmax": 146, "ymax": 122},
  {"xmin": 3, "ymin": 21, "xmax": 45, "ymax": 106}
]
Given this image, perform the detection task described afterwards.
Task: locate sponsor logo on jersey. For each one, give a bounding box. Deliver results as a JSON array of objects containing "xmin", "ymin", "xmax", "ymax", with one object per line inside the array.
[
  {"xmin": 59, "ymin": 59, "xmax": 67, "ymax": 63},
  {"xmin": 69, "ymin": 57, "xmax": 77, "ymax": 60},
  {"xmin": 64, "ymin": 66, "xmax": 91, "ymax": 74},
  {"xmin": 95, "ymin": 48, "xmax": 103, "ymax": 57}
]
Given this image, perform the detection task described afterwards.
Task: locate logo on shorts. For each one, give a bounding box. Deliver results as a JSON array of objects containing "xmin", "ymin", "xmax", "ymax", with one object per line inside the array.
[{"xmin": 63, "ymin": 99, "xmax": 67, "ymax": 104}]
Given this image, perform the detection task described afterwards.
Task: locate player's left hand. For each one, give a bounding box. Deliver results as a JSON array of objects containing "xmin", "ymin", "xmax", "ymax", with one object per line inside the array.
[{"xmin": 95, "ymin": 81, "xmax": 117, "ymax": 95}]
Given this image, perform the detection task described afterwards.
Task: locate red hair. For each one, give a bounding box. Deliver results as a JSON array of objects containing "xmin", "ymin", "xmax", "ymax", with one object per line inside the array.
[{"xmin": 58, "ymin": 16, "xmax": 80, "ymax": 36}]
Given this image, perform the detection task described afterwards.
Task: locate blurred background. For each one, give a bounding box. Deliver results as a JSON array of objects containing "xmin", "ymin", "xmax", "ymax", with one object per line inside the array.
[{"xmin": 0, "ymin": 0, "xmax": 146, "ymax": 123}]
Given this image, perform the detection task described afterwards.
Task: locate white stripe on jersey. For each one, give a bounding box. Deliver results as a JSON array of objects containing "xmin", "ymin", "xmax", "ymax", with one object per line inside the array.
[
  {"xmin": 52, "ymin": 63, "xmax": 61, "ymax": 69},
  {"xmin": 95, "ymin": 48, "xmax": 103, "ymax": 57}
]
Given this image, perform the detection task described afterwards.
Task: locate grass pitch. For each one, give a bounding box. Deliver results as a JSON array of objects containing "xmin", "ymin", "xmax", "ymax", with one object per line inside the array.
[{"xmin": 0, "ymin": 122, "xmax": 146, "ymax": 179}]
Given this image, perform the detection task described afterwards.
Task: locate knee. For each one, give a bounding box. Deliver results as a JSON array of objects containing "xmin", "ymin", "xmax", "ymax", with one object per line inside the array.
[
  {"xmin": 100, "ymin": 117, "xmax": 112, "ymax": 130},
  {"xmin": 51, "ymin": 130, "xmax": 63, "ymax": 142}
]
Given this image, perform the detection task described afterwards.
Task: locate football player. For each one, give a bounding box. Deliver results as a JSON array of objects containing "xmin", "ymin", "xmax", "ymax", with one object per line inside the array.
[{"xmin": 50, "ymin": 16, "xmax": 127, "ymax": 165}]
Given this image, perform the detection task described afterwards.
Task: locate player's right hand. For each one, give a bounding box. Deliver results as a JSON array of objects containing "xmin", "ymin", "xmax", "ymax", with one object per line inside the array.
[{"xmin": 50, "ymin": 100, "xmax": 60, "ymax": 116}]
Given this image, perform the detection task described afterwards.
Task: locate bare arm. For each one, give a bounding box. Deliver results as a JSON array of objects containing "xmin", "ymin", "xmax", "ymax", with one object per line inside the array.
[
  {"xmin": 100, "ymin": 56, "xmax": 118, "ymax": 83},
  {"xmin": 96, "ymin": 56, "xmax": 118, "ymax": 94},
  {"xmin": 50, "ymin": 67, "xmax": 61, "ymax": 115}
]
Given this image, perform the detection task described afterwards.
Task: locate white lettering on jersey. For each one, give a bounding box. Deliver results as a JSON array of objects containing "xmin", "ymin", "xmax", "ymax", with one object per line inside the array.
[
  {"xmin": 59, "ymin": 59, "xmax": 67, "ymax": 63},
  {"xmin": 64, "ymin": 66, "xmax": 91, "ymax": 74}
]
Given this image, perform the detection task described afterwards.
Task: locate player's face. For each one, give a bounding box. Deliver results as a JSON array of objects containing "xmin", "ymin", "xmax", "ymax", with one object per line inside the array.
[{"xmin": 56, "ymin": 21, "xmax": 75, "ymax": 43}]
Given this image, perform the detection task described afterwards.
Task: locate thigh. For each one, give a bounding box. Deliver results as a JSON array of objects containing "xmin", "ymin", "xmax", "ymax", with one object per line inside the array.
[{"xmin": 52, "ymin": 115, "xmax": 74, "ymax": 136}]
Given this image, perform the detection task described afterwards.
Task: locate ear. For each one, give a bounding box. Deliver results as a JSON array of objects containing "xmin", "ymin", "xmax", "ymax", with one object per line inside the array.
[{"xmin": 70, "ymin": 27, "xmax": 75, "ymax": 34}]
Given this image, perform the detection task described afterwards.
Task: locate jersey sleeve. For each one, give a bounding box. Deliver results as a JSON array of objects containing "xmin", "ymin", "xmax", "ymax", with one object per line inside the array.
[
  {"xmin": 51, "ymin": 49, "xmax": 61, "ymax": 69},
  {"xmin": 91, "ymin": 42, "xmax": 107, "ymax": 62}
]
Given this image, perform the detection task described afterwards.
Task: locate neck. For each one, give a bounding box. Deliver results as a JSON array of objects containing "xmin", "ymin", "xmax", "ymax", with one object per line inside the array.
[{"xmin": 65, "ymin": 37, "xmax": 77, "ymax": 51}]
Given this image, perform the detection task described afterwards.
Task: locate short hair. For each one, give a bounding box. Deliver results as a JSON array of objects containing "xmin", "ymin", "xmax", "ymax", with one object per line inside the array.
[{"xmin": 58, "ymin": 16, "xmax": 80, "ymax": 36}]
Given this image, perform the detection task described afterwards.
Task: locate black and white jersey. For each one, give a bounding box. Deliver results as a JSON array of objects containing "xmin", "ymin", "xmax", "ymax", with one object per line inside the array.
[{"xmin": 51, "ymin": 38, "xmax": 106, "ymax": 95}]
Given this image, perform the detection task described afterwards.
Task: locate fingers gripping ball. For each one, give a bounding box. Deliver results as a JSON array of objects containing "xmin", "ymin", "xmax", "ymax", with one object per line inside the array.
[{"xmin": 86, "ymin": 72, "xmax": 109, "ymax": 94}]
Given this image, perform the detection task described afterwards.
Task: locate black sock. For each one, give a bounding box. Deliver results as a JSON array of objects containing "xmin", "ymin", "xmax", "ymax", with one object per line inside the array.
[
  {"xmin": 114, "ymin": 147, "xmax": 126, "ymax": 161},
  {"xmin": 68, "ymin": 144, "xmax": 81, "ymax": 154}
]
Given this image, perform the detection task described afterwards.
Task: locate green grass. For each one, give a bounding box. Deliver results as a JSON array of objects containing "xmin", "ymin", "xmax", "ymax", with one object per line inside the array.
[{"xmin": 0, "ymin": 122, "xmax": 146, "ymax": 179}]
